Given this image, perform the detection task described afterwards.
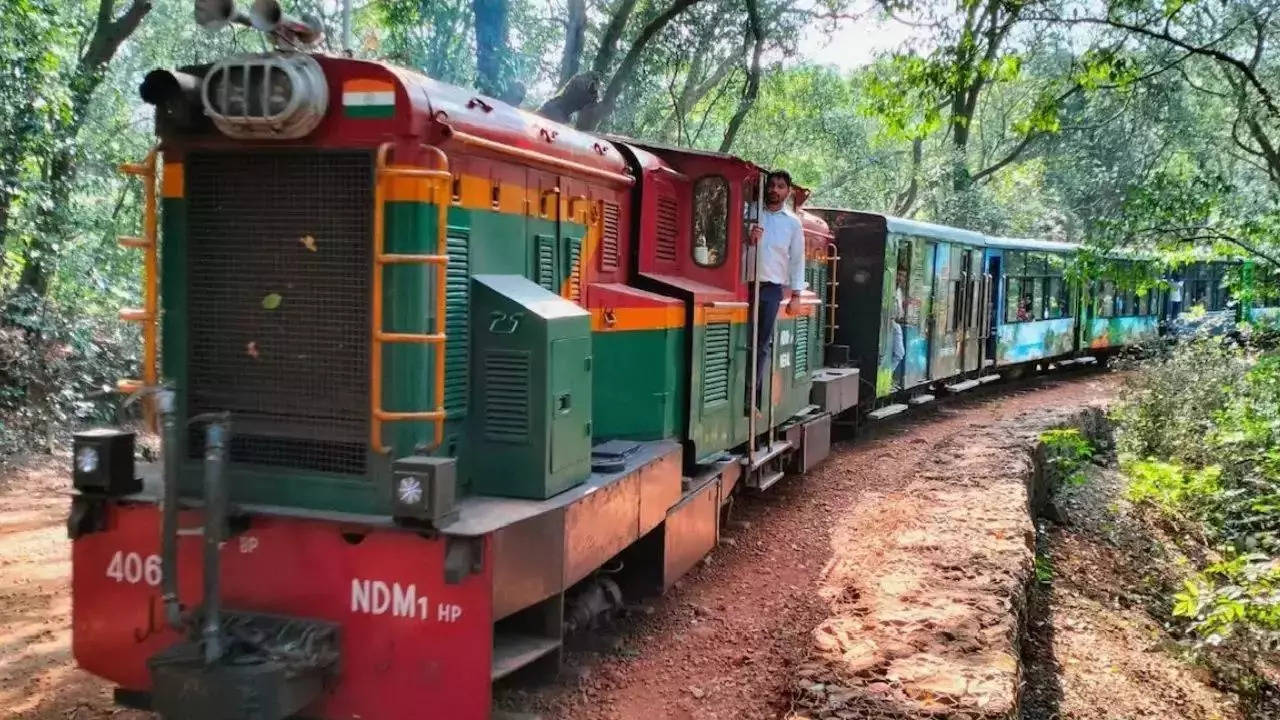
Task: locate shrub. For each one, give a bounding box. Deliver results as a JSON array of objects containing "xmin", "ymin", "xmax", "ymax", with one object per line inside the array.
[{"xmin": 1040, "ymin": 427, "xmax": 1094, "ymax": 486}]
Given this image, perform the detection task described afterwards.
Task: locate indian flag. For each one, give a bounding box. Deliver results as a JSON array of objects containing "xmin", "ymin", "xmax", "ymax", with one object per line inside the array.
[{"xmin": 343, "ymin": 79, "xmax": 395, "ymax": 119}]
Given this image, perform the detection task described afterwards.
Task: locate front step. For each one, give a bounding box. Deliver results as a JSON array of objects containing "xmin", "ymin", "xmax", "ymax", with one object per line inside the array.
[
  {"xmin": 749, "ymin": 469, "xmax": 786, "ymax": 492},
  {"xmin": 491, "ymin": 633, "xmax": 562, "ymax": 681},
  {"xmin": 742, "ymin": 441, "xmax": 792, "ymax": 472},
  {"xmin": 868, "ymin": 403, "xmax": 908, "ymax": 420},
  {"xmin": 908, "ymin": 394, "xmax": 935, "ymax": 406},
  {"xmin": 978, "ymin": 373, "xmax": 1000, "ymax": 384},
  {"xmin": 945, "ymin": 379, "xmax": 981, "ymax": 393}
]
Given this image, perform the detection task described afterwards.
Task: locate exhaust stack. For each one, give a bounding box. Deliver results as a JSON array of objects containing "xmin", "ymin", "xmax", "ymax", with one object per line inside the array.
[
  {"xmin": 194, "ymin": 0, "xmax": 250, "ymax": 30},
  {"xmin": 249, "ymin": 0, "xmax": 325, "ymax": 48}
]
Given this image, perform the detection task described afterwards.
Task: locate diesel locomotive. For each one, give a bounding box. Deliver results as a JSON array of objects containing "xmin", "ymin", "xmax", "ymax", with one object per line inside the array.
[{"xmin": 65, "ymin": 5, "xmax": 1277, "ymax": 718}]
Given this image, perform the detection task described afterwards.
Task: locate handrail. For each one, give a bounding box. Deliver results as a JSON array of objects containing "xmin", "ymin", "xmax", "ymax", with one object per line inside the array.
[
  {"xmin": 445, "ymin": 128, "xmax": 635, "ymax": 187},
  {"xmin": 371, "ymin": 142, "xmax": 451, "ymax": 454},
  {"xmin": 117, "ymin": 145, "xmax": 160, "ymax": 428}
]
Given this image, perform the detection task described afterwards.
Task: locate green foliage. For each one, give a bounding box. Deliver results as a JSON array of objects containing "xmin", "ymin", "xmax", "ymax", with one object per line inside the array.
[
  {"xmin": 1174, "ymin": 555, "xmax": 1280, "ymax": 645},
  {"xmin": 1124, "ymin": 459, "xmax": 1222, "ymax": 519},
  {"xmin": 1040, "ymin": 427, "xmax": 1094, "ymax": 486},
  {"xmin": 1115, "ymin": 341, "xmax": 1280, "ymax": 651}
]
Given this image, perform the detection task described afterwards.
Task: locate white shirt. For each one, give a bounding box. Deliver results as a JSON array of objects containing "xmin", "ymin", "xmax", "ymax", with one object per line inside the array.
[{"xmin": 755, "ymin": 206, "xmax": 807, "ymax": 291}]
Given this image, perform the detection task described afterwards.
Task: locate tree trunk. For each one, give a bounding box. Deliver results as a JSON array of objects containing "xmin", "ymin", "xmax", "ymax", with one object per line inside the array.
[
  {"xmin": 577, "ymin": 0, "xmax": 706, "ymax": 131},
  {"xmin": 591, "ymin": 0, "xmax": 641, "ymax": 78},
  {"xmin": 558, "ymin": 0, "xmax": 587, "ymax": 86},
  {"xmin": 718, "ymin": 0, "xmax": 764, "ymax": 154},
  {"xmin": 9, "ymin": 0, "xmax": 151, "ymax": 303},
  {"xmin": 472, "ymin": 0, "xmax": 510, "ymax": 99}
]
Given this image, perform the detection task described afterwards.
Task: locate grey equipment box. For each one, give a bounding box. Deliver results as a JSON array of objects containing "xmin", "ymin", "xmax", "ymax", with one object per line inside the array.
[{"xmin": 810, "ymin": 367, "xmax": 860, "ymax": 416}]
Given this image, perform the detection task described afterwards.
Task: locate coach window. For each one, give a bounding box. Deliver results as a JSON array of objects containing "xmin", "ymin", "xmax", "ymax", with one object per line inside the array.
[
  {"xmin": 692, "ymin": 176, "xmax": 729, "ymax": 267},
  {"xmin": 1003, "ymin": 251, "xmax": 1024, "ymax": 323},
  {"xmin": 1099, "ymin": 281, "xmax": 1116, "ymax": 318}
]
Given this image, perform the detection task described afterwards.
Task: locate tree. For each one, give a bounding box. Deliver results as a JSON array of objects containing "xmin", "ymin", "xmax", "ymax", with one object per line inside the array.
[{"xmin": 9, "ymin": 0, "xmax": 152, "ymax": 302}]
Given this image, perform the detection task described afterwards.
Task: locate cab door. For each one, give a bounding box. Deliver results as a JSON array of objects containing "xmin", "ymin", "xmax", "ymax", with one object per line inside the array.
[
  {"xmin": 929, "ymin": 243, "xmax": 962, "ymax": 379},
  {"xmin": 960, "ymin": 248, "xmax": 982, "ymax": 373}
]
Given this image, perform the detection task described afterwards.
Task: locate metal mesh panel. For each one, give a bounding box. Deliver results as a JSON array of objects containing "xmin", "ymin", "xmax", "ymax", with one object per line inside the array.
[{"xmin": 185, "ymin": 151, "xmax": 372, "ymax": 474}]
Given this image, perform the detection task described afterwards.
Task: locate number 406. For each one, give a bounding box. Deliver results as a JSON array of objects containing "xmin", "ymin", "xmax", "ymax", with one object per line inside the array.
[{"xmin": 105, "ymin": 550, "xmax": 161, "ymax": 586}]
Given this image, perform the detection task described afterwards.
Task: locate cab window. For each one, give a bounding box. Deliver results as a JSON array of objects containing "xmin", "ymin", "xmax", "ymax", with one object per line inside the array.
[{"xmin": 692, "ymin": 176, "xmax": 729, "ymax": 267}]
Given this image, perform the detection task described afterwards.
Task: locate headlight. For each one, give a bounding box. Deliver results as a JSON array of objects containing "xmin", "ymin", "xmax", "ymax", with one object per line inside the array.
[
  {"xmin": 76, "ymin": 446, "xmax": 100, "ymax": 474},
  {"xmin": 201, "ymin": 53, "xmax": 328, "ymax": 139},
  {"xmin": 396, "ymin": 476, "xmax": 424, "ymax": 506}
]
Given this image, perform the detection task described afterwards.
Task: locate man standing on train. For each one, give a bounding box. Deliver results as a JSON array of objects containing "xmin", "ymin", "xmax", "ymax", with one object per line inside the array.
[{"xmin": 746, "ymin": 169, "xmax": 806, "ymax": 417}]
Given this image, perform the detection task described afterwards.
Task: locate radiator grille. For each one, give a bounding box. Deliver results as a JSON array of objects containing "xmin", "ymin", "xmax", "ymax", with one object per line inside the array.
[
  {"xmin": 600, "ymin": 201, "xmax": 620, "ymax": 271},
  {"xmin": 702, "ymin": 322, "xmax": 730, "ymax": 405},
  {"xmin": 483, "ymin": 350, "xmax": 531, "ymax": 443},
  {"xmin": 184, "ymin": 151, "xmax": 372, "ymax": 474},
  {"xmin": 444, "ymin": 232, "xmax": 470, "ymax": 417},
  {"xmin": 655, "ymin": 196, "xmax": 678, "ymax": 263}
]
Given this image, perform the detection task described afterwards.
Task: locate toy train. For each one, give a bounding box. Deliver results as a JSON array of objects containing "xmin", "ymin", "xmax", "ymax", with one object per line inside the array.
[{"xmin": 66, "ymin": 15, "xmax": 1278, "ymax": 719}]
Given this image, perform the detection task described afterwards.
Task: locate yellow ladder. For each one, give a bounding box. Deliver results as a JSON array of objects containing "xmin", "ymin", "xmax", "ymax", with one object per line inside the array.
[
  {"xmin": 117, "ymin": 147, "xmax": 160, "ymax": 426},
  {"xmin": 825, "ymin": 243, "xmax": 840, "ymax": 344},
  {"xmin": 371, "ymin": 143, "xmax": 451, "ymax": 454}
]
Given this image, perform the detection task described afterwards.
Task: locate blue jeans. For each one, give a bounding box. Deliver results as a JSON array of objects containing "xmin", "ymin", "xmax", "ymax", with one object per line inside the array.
[{"xmin": 751, "ymin": 283, "xmax": 783, "ymax": 410}]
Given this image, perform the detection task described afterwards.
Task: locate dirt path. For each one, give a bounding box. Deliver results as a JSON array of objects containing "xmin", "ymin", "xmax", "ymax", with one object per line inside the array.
[
  {"xmin": 504, "ymin": 371, "xmax": 1122, "ymax": 720},
  {"xmin": 1, "ymin": 371, "xmax": 1118, "ymax": 720},
  {"xmin": 0, "ymin": 452, "xmax": 151, "ymax": 719}
]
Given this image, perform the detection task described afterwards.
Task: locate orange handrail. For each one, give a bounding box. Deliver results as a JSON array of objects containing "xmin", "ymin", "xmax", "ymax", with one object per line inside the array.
[
  {"xmin": 371, "ymin": 143, "xmax": 451, "ymax": 454},
  {"xmin": 117, "ymin": 146, "xmax": 161, "ymax": 428}
]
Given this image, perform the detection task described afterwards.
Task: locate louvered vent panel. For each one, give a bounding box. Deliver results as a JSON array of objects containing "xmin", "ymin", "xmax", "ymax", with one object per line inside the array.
[
  {"xmin": 444, "ymin": 233, "xmax": 470, "ymax": 417},
  {"xmin": 536, "ymin": 236, "xmax": 555, "ymax": 291},
  {"xmin": 702, "ymin": 322, "xmax": 731, "ymax": 405},
  {"xmin": 483, "ymin": 350, "xmax": 531, "ymax": 443},
  {"xmin": 795, "ymin": 315, "xmax": 810, "ymax": 377},
  {"xmin": 600, "ymin": 201, "xmax": 620, "ymax": 271},
  {"xmin": 566, "ymin": 237, "xmax": 583, "ymax": 302},
  {"xmin": 655, "ymin": 197, "xmax": 678, "ymax": 263}
]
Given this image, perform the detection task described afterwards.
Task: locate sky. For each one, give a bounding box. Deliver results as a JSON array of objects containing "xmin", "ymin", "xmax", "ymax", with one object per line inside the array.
[{"xmin": 797, "ymin": 3, "xmax": 919, "ymax": 70}]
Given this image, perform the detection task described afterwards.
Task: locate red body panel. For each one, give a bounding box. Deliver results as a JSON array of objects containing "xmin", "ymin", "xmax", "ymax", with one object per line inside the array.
[{"xmin": 72, "ymin": 503, "xmax": 494, "ymax": 719}]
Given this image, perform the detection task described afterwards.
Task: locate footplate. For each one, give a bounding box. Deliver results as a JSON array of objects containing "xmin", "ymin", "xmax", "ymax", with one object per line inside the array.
[{"xmin": 148, "ymin": 611, "xmax": 340, "ymax": 720}]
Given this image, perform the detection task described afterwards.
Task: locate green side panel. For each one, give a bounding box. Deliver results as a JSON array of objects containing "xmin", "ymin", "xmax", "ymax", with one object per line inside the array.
[
  {"xmin": 468, "ymin": 208, "xmax": 527, "ymax": 275},
  {"xmin": 381, "ymin": 200, "xmax": 438, "ymax": 458},
  {"xmin": 592, "ymin": 327, "xmax": 686, "ymax": 440},
  {"xmin": 160, "ymin": 197, "xmax": 188, "ymax": 448},
  {"xmin": 470, "ymin": 274, "xmax": 590, "ymax": 499},
  {"xmin": 550, "ymin": 336, "xmax": 592, "ymax": 474}
]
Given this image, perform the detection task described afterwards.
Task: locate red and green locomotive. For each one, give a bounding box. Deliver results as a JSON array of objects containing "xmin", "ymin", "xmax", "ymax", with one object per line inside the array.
[{"xmin": 67, "ymin": 4, "xmax": 846, "ymax": 719}]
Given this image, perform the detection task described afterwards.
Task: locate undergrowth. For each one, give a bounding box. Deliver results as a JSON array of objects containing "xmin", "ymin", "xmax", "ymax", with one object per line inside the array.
[{"xmin": 1112, "ymin": 328, "xmax": 1280, "ymax": 693}]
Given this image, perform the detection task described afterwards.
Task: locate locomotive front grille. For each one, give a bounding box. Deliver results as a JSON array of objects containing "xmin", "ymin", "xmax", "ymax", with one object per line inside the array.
[{"xmin": 185, "ymin": 151, "xmax": 373, "ymax": 475}]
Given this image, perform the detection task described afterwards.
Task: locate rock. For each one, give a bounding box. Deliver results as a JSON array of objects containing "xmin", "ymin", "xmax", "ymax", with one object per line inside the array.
[
  {"xmin": 688, "ymin": 686, "xmax": 706, "ymax": 699},
  {"xmin": 1041, "ymin": 499, "xmax": 1069, "ymax": 524}
]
